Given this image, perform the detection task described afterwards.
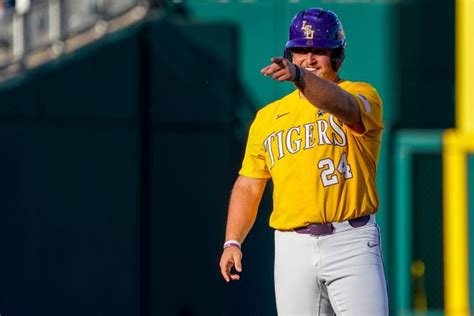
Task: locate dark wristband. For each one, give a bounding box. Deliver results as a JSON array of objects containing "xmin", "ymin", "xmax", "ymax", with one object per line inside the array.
[{"xmin": 291, "ymin": 65, "xmax": 302, "ymax": 83}]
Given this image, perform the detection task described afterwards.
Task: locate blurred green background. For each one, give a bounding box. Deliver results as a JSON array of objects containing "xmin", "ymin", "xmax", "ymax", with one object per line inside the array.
[{"xmin": 0, "ymin": 0, "xmax": 462, "ymax": 315}]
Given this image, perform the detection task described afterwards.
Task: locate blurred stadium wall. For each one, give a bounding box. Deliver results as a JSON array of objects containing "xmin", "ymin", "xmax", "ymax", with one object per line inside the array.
[{"xmin": 0, "ymin": 0, "xmax": 471, "ymax": 315}]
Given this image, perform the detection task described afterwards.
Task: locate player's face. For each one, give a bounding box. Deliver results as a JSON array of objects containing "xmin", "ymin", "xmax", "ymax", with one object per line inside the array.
[{"xmin": 290, "ymin": 47, "xmax": 338, "ymax": 82}]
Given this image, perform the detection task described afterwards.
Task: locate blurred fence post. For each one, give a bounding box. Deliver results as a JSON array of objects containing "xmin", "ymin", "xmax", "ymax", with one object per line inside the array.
[
  {"xmin": 394, "ymin": 130, "xmax": 443, "ymax": 315},
  {"xmin": 49, "ymin": 0, "xmax": 63, "ymax": 42},
  {"xmin": 443, "ymin": 130, "xmax": 474, "ymax": 316},
  {"xmin": 12, "ymin": 12, "xmax": 25, "ymax": 61}
]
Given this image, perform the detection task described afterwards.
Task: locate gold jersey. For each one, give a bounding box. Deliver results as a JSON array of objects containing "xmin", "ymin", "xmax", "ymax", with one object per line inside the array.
[{"xmin": 239, "ymin": 80, "xmax": 383, "ymax": 230}]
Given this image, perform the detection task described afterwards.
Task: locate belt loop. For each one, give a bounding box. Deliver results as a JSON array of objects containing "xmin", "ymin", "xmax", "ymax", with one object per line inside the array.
[{"xmin": 348, "ymin": 215, "xmax": 370, "ymax": 228}]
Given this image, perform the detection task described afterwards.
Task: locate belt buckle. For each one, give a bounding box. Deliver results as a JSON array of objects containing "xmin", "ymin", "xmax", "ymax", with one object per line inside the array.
[{"xmin": 307, "ymin": 223, "xmax": 334, "ymax": 236}]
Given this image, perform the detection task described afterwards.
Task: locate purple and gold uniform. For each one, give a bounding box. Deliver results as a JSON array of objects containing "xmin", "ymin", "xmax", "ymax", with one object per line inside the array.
[
  {"xmin": 220, "ymin": 7, "xmax": 389, "ymax": 315},
  {"xmin": 240, "ymin": 81, "xmax": 383, "ymax": 229}
]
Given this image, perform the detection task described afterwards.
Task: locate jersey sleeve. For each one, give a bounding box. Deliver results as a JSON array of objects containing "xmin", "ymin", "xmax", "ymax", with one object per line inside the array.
[
  {"xmin": 238, "ymin": 114, "xmax": 271, "ymax": 179},
  {"xmin": 346, "ymin": 83, "xmax": 383, "ymax": 137}
]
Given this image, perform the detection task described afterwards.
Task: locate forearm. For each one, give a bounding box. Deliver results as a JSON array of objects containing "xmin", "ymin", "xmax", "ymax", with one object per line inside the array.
[
  {"xmin": 225, "ymin": 176, "xmax": 267, "ymax": 243},
  {"xmin": 261, "ymin": 58, "xmax": 362, "ymax": 127},
  {"xmin": 295, "ymin": 70, "xmax": 360, "ymax": 125}
]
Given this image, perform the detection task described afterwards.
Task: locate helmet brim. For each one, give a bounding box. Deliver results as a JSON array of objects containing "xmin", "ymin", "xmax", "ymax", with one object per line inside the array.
[{"xmin": 285, "ymin": 38, "xmax": 345, "ymax": 50}]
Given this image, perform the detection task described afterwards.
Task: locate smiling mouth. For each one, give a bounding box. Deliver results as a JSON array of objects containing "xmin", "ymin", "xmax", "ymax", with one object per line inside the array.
[{"xmin": 305, "ymin": 67, "xmax": 316, "ymax": 71}]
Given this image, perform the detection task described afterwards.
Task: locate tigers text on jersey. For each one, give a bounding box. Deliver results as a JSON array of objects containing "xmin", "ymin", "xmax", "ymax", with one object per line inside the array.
[{"xmin": 239, "ymin": 80, "xmax": 383, "ymax": 230}]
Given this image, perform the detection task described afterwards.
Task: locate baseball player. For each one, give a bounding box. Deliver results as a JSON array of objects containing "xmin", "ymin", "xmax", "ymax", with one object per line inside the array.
[{"xmin": 219, "ymin": 7, "xmax": 388, "ymax": 315}]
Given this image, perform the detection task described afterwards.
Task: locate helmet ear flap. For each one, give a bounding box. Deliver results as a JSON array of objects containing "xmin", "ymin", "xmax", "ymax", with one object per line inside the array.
[{"xmin": 330, "ymin": 47, "xmax": 345, "ymax": 71}]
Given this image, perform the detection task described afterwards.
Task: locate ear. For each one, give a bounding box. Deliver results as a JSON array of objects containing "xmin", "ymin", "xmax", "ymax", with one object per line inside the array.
[{"xmin": 330, "ymin": 57, "xmax": 339, "ymax": 71}]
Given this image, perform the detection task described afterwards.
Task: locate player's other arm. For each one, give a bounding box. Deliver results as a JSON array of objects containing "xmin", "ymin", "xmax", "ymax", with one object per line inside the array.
[
  {"xmin": 219, "ymin": 175, "xmax": 268, "ymax": 282},
  {"xmin": 261, "ymin": 57, "xmax": 364, "ymax": 133}
]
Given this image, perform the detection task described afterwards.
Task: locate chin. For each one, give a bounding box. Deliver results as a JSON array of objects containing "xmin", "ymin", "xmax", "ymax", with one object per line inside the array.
[{"xmin": 317, "ymin": 72, "xmax": 328, "ymax": 79}]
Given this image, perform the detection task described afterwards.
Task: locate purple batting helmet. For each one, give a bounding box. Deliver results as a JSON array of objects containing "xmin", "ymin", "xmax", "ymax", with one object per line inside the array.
[{"xmin": 284, "ymin": 8, "xmax": 346, "ymax": 71}]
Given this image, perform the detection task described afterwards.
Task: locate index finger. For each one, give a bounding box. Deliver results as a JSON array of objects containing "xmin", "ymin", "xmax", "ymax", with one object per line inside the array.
[
  {"xmin": 220, "ymin": 260, "xmax": 232, "ymax": 282},
  {"xmin": 232, "ymin": 252, "xmax": 242, "ymax": 273},
  {"xmin": 261, "ymin": 58, "xmax": 287, "ymax": 76},
  {"xmin": 271, "ymin": 57, "xmax": 285, "ymax": 65},
  {"xmin": 228, "ymin": 252, "xmax": 242, "ymax": 281}
]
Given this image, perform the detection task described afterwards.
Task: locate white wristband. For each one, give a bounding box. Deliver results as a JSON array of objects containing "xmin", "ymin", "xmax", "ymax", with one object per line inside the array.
[{"xmin": 223, "ymin": 240, "xmax": 241, "ymax": 249}]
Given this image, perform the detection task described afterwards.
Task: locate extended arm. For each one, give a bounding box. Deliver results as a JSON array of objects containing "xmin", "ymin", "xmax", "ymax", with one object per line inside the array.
[
  {"xmin": 261, "ymin": 57, "xmax": 364, "ymax": 133},
  {"xmin": 219, "ymin": 175, "xmax": 268, "ymax": 282}
]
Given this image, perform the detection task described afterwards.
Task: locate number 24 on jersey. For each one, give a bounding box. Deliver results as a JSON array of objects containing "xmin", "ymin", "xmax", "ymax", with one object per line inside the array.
[{"xmin": 318, "ymin": 153, "xmax": 353, "ymax": 187}]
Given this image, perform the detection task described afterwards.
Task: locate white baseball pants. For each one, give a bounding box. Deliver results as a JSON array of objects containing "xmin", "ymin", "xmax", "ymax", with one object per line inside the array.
[{"xmin": 274, "ymin": 219, "xmax": 389, "ymax": 316}]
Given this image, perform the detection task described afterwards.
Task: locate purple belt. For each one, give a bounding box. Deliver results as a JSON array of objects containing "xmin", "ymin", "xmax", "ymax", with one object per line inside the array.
[{"xmin": 293, "ymin": 215, "xmax": 371, "ymax": 236}]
